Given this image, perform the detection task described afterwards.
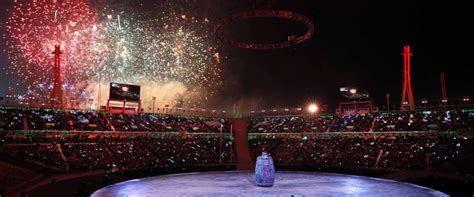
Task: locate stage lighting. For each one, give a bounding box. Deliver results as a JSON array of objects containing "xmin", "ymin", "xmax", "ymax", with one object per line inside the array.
[{"xmin": 308, "ymin": 104, "xmax": 318, "ymax": 113}]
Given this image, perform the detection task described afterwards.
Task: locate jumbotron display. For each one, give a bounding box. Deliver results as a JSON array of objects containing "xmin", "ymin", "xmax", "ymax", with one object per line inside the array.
[
  {"xmin": 109, "ymin": 83, "xmax": 140, "ymax": 101},
  {"xmin": 340, "ymin": 87, "xmax": 370, "ymax": 100}
]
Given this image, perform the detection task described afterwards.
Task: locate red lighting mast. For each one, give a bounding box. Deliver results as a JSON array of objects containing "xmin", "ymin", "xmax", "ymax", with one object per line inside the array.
[
  {"xmin": 50, "ymin": 44, "xmax": 63, "ymax": 108},
  {"xmin": 401, "ymin": 45, "xmax": 415, "ymax": 111},
  {"xmin": 440, "ymin": 72, "xmax": 448, "ymax": 105}
]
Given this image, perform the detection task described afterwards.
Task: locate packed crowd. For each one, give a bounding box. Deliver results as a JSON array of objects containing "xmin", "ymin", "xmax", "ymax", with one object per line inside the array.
[
  {"xmin": 2, "ymin": 144, "xmax": 67, "ymax": 169},
  {"xmin": 249, "ymin": 135, "xmax": 472, "ymax": 170},
  {"xmin": 0, "ymin": 108, "xmax": 227, "ymax": 133},
  {"xmin": 62, "ymin": 135, "xmax": 234, "ymax": 171},
  {"xmin": 1, "ymin": 132, "xmax": 470, "ymax": 174},
  {"xmin": 107, "ymin": 114, "xmax": 227, "ymax": 133},
  {"xmin": 249, "ymin": 110, "xmax": 474, "ymax": 133},
  {"xmin": 1, "ymin": 108, "xmax": 473, "ymax": 196},
  {"xmin": 373, "ymin": 111, "xmax": 474, "ymax": 132},
  {"xmin": 0, "ymin": 133, "xmax": 234, "ymax": 172},
  {"xmin": 248, "ymin": 116, "xmax": 333, "ymax": 133},
  {"xmin": 330, "ymin": 114, "xmax": 374, "ymax": 132},
  {"xmin": 1, "ymin": 108, "xmax": 473, "ymax": 133},
  {"xmin": 1, "ymin": 131, "xmax": 472, "ymax": 195},
  {"xmin": 0, "ymin": 109, "xmax": 24, "ymax": 130}
]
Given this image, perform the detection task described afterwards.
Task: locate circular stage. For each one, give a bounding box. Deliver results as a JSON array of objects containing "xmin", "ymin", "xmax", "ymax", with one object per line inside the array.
[{"xmin": 92, "ymin": 171, "xmax": 447, "ymax": 197}]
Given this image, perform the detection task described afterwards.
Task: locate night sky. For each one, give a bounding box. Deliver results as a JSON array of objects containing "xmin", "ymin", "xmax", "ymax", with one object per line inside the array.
[{"xmin": 1, "ymin": 0, "xmax": 473, "ymax": 110}]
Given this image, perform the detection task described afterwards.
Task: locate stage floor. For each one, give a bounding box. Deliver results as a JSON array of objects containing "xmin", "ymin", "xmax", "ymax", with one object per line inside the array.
[{"xmin": 92, "ymin": 171, "xmax": 447, "ymax": 197}]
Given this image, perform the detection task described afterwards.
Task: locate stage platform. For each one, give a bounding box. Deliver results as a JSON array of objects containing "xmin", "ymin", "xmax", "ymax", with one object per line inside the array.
[{"xmin": 91, "ymin": 171, "xmax": 447, "ymax": 197}]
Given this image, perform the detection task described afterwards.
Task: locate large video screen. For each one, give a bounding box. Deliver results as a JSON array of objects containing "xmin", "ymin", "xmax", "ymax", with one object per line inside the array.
[
  {"xmin": 109, "ymin": 83, "xmax": 141, "ymax": 101},
  {"xmin": 339, "ymin": 87, "xmax": 370, "ymax": 100}
]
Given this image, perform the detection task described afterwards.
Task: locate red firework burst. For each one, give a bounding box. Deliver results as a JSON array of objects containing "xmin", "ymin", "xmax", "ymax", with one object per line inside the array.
[{"xmin": 4, "ymin": 0, "xmax": 101, "ymax": 96}]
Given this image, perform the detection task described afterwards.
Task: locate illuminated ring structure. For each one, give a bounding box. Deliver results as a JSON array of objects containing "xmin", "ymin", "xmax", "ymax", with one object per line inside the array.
[{"xmin": 214, "ymin": 10, "xmax": 315, "ymax": 50}]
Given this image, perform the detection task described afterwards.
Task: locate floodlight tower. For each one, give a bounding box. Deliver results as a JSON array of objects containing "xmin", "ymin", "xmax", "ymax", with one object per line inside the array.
[
  {"xmin": 400, "ymin": 45, "xmax": 415, "ymax": 111},
  {"xmin": 440, "ymin": 73, "xmax": 448, "ymax": 105},
  {"xmin": 308, "ymin": 104, "xmax": 319, "ymax": 114},
  {"xmin": 50, "ymin": 44, "xmax": 64, "ymax": 108}
]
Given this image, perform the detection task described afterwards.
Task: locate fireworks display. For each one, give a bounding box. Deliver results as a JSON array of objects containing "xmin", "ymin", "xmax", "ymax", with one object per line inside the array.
[
  {"xmin": 4, "ymin": 1, "xmax": 100, "ymax": 100},
  {"xmin": 3, "ymin": 0, "xmax": 223, "ymax": 109}
]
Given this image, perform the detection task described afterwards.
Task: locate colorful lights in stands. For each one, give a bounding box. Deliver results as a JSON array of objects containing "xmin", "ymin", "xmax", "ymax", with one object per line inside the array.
[
  {"xmin": 248, "ymin": 107, "xmax": 315, "ymax": 115},
  {"xmin": 421, "ymin": 99, "xmax": 429, "ymax": 104},
  {"xmin": 463, "ymin": 96, "xmax": 470, "ymax": 102}
]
